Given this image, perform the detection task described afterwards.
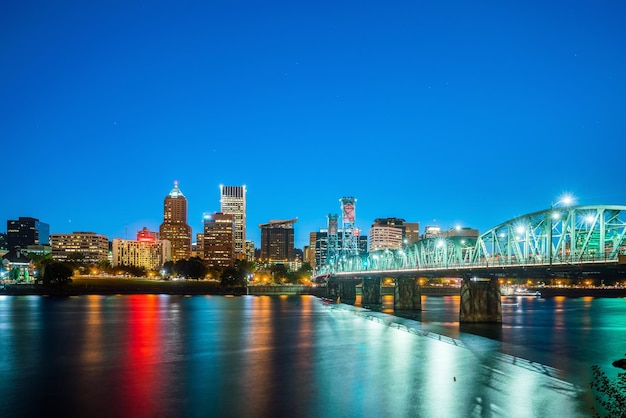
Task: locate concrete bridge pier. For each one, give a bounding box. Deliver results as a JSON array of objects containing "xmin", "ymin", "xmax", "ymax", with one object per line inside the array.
[
  {"xmin": 339, "ymin": 280, "xmax": 357, "ymax": 305},
  {"xmin": 459, "ymin": 276, "xmax": 502, "ymax": 323},
  {"xmin": 362, "ymin": 277, "xmax": 382, "ymax": 308},
  {"xmin": 327, "ymin": 279, "xmax": 340, "ymax": 301},
  {"xmin": 394, "ymin": 277, "xmax": 421, "ymax": 311}
]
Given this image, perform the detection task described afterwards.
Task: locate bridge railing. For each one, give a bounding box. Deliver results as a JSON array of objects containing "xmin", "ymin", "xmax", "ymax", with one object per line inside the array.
[{"xmin": 316, "ymin": 251, "xmax": 625, "ymax": 276}]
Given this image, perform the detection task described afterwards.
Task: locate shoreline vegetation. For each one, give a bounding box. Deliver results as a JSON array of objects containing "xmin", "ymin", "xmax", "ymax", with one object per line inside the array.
[{"xmin": 0, "ymin": 277, "xmax": 245, "ymax": 296}]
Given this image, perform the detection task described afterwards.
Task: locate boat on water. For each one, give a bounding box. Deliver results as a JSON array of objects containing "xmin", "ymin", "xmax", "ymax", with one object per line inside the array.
[
  {"xmin": 501, "ymin": 285, "xmax": 541, "ymax": 297},
  {"xmin": 513, "ymin": 288, "xmax": 541, "ymax": 297}
]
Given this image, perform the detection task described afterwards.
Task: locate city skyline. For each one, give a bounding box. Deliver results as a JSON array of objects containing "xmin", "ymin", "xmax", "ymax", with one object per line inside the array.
[{"xmin": 2, "ymin": 1, "xmax": 626, "ymax": 250}]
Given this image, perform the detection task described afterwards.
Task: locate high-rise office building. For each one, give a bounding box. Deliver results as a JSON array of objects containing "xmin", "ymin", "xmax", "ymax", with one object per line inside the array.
[
  {"xmin": 159, "ymin": 181, "xmax": 192, "ymax": 262},
  {"xmin": 50, "ymin": 232, "xmax": 109, "ymax": 264},
  {"xmin": 219, "ymin": 185, "xmax": 246, "ymax": 260},
  {"xmin": 259, "ymin": 219, "xmax": 296, "ymax": 262},
  {"xmin": 369, "ymin": 218, "xmax": 406, "ymax": 251},
  {"xmin": 7, "ymin": 217, "xmax": 49, "ymax": 250},
  {"xmin": 203, "ymin": 212, "xmax": 235, "ymax": 268}
]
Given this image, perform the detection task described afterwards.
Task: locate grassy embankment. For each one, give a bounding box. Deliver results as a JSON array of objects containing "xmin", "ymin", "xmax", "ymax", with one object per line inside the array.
[{"xmin": 0, "ymin": 277, "xmax": 242, "ymax": 296}]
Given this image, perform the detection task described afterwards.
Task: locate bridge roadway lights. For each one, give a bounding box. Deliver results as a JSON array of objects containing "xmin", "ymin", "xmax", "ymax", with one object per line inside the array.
[
  {"xmin": 459, "ymin": 276, "xmax": 502, "ymax": 323},
  {"xmin": 394, "ymin": 278, "xmax": 422, "ymax": 311},
  {"xmin": 362, "ymin": 277, "xmax": 382, "ymax": 308}
]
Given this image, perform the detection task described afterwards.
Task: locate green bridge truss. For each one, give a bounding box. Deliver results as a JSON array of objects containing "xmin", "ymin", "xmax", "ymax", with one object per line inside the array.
[{"xmin": 317, "ymin": 205, "xmax": 626, "ymax": 276}]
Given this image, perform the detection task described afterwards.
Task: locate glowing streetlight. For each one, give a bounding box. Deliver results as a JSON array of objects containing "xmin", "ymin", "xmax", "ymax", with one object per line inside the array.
[{"xmin": 552, "ymin": 193, "xmax": 575, "ymax": 208}]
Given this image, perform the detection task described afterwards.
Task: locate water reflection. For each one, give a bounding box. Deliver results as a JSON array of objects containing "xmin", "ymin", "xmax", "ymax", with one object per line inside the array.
[{"xmin": 0, "ymin": 294, "xmax": 615, "ymax": 417}]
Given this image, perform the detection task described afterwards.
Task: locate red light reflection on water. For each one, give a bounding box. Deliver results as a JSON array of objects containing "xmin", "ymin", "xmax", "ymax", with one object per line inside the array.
[{"xmin": 120, "ymin": 295, "xmax": 163, "ymax": 417}]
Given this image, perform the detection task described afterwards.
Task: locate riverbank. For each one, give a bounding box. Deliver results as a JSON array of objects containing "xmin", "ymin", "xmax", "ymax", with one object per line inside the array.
[
  {"xmin": 0, "ymin": 277, "xmax": 245, "ymax": 296},
  {"xmin": 2, "ymin": 278, "xmax": 624, "ymax": 299}
]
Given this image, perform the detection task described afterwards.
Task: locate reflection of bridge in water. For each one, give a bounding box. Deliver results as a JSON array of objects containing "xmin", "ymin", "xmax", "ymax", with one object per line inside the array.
[{"xmin": 314, "ymin": 205, "xmax": 626, "ymax": 322}]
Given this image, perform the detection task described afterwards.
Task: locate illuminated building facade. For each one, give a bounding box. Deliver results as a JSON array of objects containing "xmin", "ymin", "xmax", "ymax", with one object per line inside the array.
[
  {"xmin": 194, "ymin": 233, "xmax": 204, "ymax": 258},
  {"xmin": 422, "ymin": 226, "xmax": 442, "ymax": 239},
  {"xmin": 203, "ymin": 212, "xmax": 235, "ymax": 268},
  {"xmin": 50, "ymin": 232, "xmax": 109, "ymax": 264},
  {"xmin": 220, "ymin": 185, "xmax": 246, "ymax": 260},
  {"xmin": 159, "ymin": 181, "xmax": 192, "ymax": 262},
  {"xmin": 259, "ymin": 219, "xmax": 296, "ymax": 262},
  {"xmin": 137, "ymin": 227, "xmax": 159, "ymax": 242},
  {"xmin": 1, "ymin": 248, "xmax": 35, "ymax": 282},
  {"xmin": 111, "ymin": 238, "xmax": 171, "ymax": 270},
  {"xmin": 7, "ymin": 217, "xmax": 49, "ymax": 250},
  {"xmin": 369, "ymin": 218, "xmax": 408, "ymax": 251},
  {"xmin": 245, "ymin": 240, "xmax": 255, "ymax": 262}
]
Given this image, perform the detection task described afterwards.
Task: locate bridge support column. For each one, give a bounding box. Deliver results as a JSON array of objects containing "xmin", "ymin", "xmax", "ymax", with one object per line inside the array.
[
  {"xmin": 326, "ymin": 279, "xmax": 339, "ymax": 301},
  {"xmin": 460, "ymin": 277, "xmax": 502, "ymax": 323},
  {"xmin": 339, "ymin": 280, "xmax": 357, "ymax": 305},
  {"xmin": 394, "ymin": 278, "xmax": 421, "ymax": 310},
  {"xmin": 362, "ymin": 277, "xmax": 382, "ymax": 307}
]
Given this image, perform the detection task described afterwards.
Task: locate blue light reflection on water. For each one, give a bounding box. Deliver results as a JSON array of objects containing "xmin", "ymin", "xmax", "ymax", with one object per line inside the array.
[{"xmin": 0, "ymin": 294, "xmax": 621, "ymax": 417}]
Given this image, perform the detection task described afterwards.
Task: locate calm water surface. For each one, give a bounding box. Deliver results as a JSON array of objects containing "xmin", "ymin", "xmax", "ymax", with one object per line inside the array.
[{"xmin": 0, "ymin": 294, "xmax": 624, "ymax": 417}]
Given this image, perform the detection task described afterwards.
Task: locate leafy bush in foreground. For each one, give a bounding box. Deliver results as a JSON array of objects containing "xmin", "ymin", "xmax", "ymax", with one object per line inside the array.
[{"xmin": 591, "ymin": 361, "xmax": 626, "ymax": 417}]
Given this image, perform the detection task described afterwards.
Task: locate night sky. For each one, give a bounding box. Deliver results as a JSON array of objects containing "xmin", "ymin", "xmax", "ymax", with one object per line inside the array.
[{"xmin": 2, "ymin": 1, "xmax": 625, "ymax": 249}]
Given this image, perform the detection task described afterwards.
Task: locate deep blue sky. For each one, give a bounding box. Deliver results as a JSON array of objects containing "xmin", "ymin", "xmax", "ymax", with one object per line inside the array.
[{"xmin": 2, "ymin": 1, "xmax": 626, "ymax": 250}]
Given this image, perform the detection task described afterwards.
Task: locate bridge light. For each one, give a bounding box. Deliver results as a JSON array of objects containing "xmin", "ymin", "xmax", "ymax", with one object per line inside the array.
[
  {"xmin": 499, "ymin": 232, "xmax": 506, "ymax": 238},
  {"xmin": 436, "ymin": 239, "xmax": 445, "ymax": 248},
  {"xmin": 551, "ymin": 211, "xmax": 561, "ymax": 220},
  {"xmin": 554, "ymin": 193, "xmax": 575, "ymax": 208},
  {"xmin": 516, "ymin": 226, "xmax": 525, "ymax": 235},
  {"xmin": 585, "ymin": 215, "xmax": 594, "ymax": 224},
  {"xmin": 560, "ymin": 193, "xmax": 574, "ymax": 206}
]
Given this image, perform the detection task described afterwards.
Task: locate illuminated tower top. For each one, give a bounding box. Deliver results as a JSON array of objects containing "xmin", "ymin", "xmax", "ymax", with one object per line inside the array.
[
  {"xmin": 159, "ymin": 181, "xmax": 191, "ymax": 262},
  {"xmin": 162, "ymin": 181, "xmax": 188, "ymax": 224},
  {"xmin": 340, "ymin": 196, "xmax": 359, "ymax": 256},
  {"xmin": 168, "ymin": 180, "xmax": 185, "ymax": 199}
]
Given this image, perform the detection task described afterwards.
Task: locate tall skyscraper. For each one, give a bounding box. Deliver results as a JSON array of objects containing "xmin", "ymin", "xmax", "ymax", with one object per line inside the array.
[
  {"xmin": 220, "ymin": 185, "xmax": 246, "ymax": 260},
  {"xmin": 259, "ymin": 219, "xmax": 297, "ymax": 262},
  {"xmin": 203, "ymin": 212, "xmax": 235, "ymax": 268},
  {"xmin": 159, "ymin": 181, "xmax": 192, "ymax": 262}
]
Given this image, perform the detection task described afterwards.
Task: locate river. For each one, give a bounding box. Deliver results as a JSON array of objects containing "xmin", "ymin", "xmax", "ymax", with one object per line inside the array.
[{"xmin": 0, "ymin": 293, "xmax": 624, "ymax": 417}]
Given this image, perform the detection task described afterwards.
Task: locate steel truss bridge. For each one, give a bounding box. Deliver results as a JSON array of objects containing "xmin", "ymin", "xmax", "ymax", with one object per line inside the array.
[{"xmin": 315, "ymin": 205, "xmax": 626, "ymax": 280}]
